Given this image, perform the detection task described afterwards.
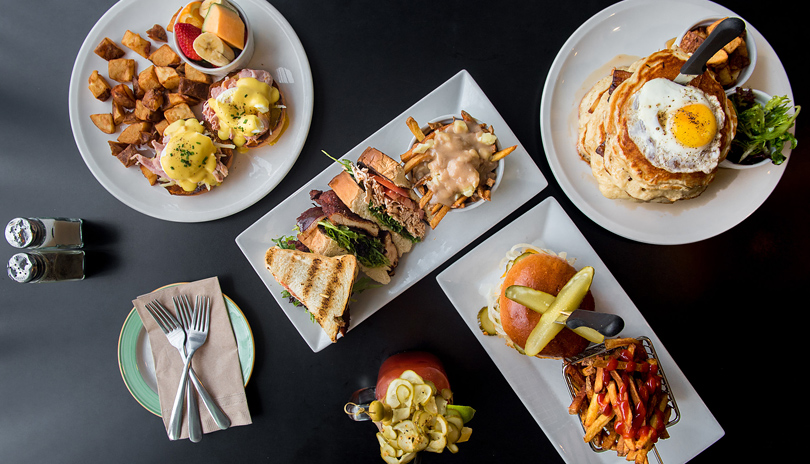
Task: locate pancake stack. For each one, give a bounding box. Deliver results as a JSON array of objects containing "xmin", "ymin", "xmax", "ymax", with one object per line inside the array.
[{"xmin": 577, "ymin": 48, "xmax": 737, "ymax": 203}]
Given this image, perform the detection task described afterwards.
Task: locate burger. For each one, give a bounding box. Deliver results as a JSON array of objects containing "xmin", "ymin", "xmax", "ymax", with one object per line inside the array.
[{"xmin": 484, "ymin": 245, "xmax": 595, "ymax": 359}]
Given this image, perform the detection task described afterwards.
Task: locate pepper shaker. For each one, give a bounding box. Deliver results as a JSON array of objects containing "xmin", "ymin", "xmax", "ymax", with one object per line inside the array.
[
  {"xmin": 5, "ymin": 217, "xmax": 83, "ymax": 249},
  {"xmin": 7, "ymin": 251, "xmax": 85, "ymax": 283}
]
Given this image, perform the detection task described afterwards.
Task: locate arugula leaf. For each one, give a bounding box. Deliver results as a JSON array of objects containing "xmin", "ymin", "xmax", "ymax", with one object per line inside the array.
[
  {"xmin": 280, "ymin": 290, "xmax": 316, "ymax": 323},
  {"xmin": 368, "ymin": 203, "xmax": 420, "ymax": 243},
  {"xmin": 729, "ymin": 89, "xmax": 800, "ymax": 165},
  {"xmin": 352, "ymin": 276, "xmax": 382, "ymax": 295},
  {"xmin": 322, "ymin": 150, "xmax": 356, "ymax": 180},
  {"xmin": 318, "ymin": 220, "xmax": 389, "ymax": 268}
]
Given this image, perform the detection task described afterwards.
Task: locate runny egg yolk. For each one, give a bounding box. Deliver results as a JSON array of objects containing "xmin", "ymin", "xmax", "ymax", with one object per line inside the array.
[
  {"xmin": 671, "ymin": 103, "xmax": 718, "ymax": 148},
  {"xmin": 209, "ymin": 77, "xmax": 279, "ymax": 148},
  {"xmin": 160, "ymin": 119, "xmax": 218, "ymax": 192}
]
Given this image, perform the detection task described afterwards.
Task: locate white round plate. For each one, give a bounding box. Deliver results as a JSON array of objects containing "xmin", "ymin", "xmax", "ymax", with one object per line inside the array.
[
  {"xmin": 540, "ymin": 0, "xmax": 793, "ymax": 245},
  {"xmin": 68, "ymin": 0, "xmax": 314, "ymax": 222}
]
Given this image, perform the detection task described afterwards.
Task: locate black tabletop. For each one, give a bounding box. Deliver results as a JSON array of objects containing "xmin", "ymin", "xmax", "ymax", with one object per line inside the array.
[{"xmin": 1, "ymin": 0, "xmax": 805, "ymax": 463}]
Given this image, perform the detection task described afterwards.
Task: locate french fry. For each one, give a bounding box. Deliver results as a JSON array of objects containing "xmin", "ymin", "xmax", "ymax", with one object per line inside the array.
[
  {"xmin": 429, "ymin": 205, "xmax": 450, "ymax": 229},
  {"xmin": 583, "ymin": 411, "xmax": 614, "ymax": 442},
  {"xmin": 451, "ymin": 195, "xmax": 468, "ymax": 208},
  {"xmin": 406, "ymin": 116, "xmax": 425, "ymax": 142},
  {"xmin": 491, "ymin": 144, "xmax": 517, "ymax": 162},
  {"xmin": 403, "ymin": 151, "xmax": 430, "ymax": 174},
  {"xmin": 418, "ymin": 189, "xmax": 433, "ymax": 210}
]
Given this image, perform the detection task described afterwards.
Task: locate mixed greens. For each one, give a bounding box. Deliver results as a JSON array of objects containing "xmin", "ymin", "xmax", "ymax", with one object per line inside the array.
[
  {"xmin": 318, "ymin": 220, "xmax": 390, "ymax": 268},
  {"xmin": 728, "ymin": 88, "xmax": 800, "ymax": 165}
]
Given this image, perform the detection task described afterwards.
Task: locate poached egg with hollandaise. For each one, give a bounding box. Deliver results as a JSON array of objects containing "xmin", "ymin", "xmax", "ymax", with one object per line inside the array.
[
  {"xmin": 158, "ymin": 118, "xmax": 223, "ymax": 192},
  {"xmin": 202, "ymin": 69, "xmax": 283, "ymax": 151}
]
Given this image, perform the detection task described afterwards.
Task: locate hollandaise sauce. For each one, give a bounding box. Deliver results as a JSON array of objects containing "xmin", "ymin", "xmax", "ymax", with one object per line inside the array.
[
  {"xmin": 160, "ymin": 119, "xmax": 219, "ymax": 192},
  {"xmin": 208, "ymin": 77, "xmax": 280, "ymax": 149}
]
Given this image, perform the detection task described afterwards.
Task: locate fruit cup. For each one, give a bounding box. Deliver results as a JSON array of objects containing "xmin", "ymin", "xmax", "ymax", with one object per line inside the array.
[{"xmin": 172, "ymin": 0, "xmax": 254, "ymax": 78}]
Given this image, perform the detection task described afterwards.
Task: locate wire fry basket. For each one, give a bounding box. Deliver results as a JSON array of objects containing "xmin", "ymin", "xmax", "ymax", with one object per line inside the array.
[{"xmin": 562, "ymin": 336, "xmax": 680, "ymax": 463}]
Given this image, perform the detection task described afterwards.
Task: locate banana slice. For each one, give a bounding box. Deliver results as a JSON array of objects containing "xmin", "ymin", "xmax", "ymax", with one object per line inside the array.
[
  {"xmin": 192, "ymin": 32, "xmax": 234, "ymax": 67},
  {"xmin": 200, "ymin": 0, "xmax": 230, "ymax": 18}
]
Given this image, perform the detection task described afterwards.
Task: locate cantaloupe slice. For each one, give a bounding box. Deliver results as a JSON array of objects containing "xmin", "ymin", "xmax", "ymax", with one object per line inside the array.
[{"xmin": 201, "ymin": 3, "xmax": 245, "ymax": 50}]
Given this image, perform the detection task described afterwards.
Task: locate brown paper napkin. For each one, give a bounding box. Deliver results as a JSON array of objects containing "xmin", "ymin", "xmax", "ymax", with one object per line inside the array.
[{"xmin": 133, "ymin": 277, "xmax": 252, "ymax": 439}]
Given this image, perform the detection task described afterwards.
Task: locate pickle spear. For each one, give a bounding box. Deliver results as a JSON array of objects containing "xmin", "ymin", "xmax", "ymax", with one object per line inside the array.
[{"xmin": 523, "ymin": 266, "xmax": 594, "ymax": 357}]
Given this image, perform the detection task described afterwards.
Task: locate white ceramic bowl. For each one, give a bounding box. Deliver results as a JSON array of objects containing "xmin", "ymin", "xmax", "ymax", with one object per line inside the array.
[
  {"xmin": 721, "ymin": 88, "xmax": 778, "ymax": 169},
  {"xmin": 172, "ymin": 0, "xmax": 254, "ymax": 79},
  {"xmin": 672, "ymin": 16, "xmax": 757, "ymax": 89},
  {"xmin": 405, "ymin": 114, "xmax": 505, "ymax": 213}
]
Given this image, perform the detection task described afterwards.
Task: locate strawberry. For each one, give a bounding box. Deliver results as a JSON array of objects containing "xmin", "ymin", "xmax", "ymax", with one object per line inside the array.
[{"xmin": 174, "ymin": 22, "xmax": 203, "ymax": 61}]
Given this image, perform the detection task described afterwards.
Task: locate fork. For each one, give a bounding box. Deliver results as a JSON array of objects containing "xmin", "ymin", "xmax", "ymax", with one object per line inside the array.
[
  {"xmin": 173, "ymin": 296, "xmax": 202, "ymax": 443},
  {"xmin": 167, "ymin": 295, "xmax": 211, "ymax": 441},
  {"xmin": 145, "ymin": 298, "xmax": 230, "ymax": 440}
]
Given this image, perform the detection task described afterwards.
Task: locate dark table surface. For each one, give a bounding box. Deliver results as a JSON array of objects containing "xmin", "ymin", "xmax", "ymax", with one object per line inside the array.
[{"xmin": 1, "ymin": 0, "xmax": 805, "ymax": 462}]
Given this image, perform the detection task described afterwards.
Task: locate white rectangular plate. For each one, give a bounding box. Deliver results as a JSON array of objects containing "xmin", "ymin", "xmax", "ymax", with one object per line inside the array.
[
  {"xmin": 435, "ymin": 197, "xmax": 723, "ymax": 463},
  {"xmin": 236, "ymin": 69, "xmax": 547, "ymax": 352}
]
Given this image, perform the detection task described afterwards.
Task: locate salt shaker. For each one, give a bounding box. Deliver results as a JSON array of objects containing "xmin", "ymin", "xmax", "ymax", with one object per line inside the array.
[
  {"xmin": 5, "ymin": 217, "xmax": 83, "ymax": 249},
  {"xmin": 7, "ymin": 251, "xmax": 85, "ymax": 283}
]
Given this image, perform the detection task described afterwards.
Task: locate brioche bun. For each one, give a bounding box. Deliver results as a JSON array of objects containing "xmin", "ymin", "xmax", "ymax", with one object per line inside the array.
[{"xmin": 498, "ymin": 252, "xmax": 594, "ymax": 359}]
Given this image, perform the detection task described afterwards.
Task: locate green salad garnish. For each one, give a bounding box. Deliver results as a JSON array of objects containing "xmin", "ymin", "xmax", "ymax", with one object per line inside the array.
[{"xmin": 728, "ymin": 88, "xmax": 800, "ymax": 165}]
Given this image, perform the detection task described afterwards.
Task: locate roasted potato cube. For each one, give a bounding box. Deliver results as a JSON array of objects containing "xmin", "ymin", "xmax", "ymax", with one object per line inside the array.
[
  {"xmin": 108, "ymin": 140, "xmax": 128, "ymax": 157},
  {"xmin": 112, "ymin": 101, "xmax": 127, "ymax": 125},
  {"xmin": 163, "ymin": 103, "xmax": 195, "ymax": 123},
  {"xmin": 163, "ymin": 92, "xmax": 193, "ymax": 109},
  {"xmin": 131, "ymin": 76, "xmax": 144, "ymax": 99},
  {"xmin": 138, "ymin": 65, "xmax": 163, "ymax": 91},
  {"xmin": 182, "ymin": 65, "xmax": 212, "ymax": 84},
  {"xmin": 111, "ymin": 83, "xmax": 136, "ymax": 109},
  {"xmin": 88, "ymin": 70, "xmax": 111, "ymax": 101},
  {"xmin": 140, "ymin": 164, "xmax": 158, "ymax": 185},
  {"xmin": 108, "ymin": 58, "xmax": 136, "ymax": 82},
  {"xmin": 90, "ymin": 113, "xmax": 115, "ymax": 134},
  {"xmin": 108, "ymin": 142, "xmax": 138, "ymax": 167},
  {"xmin": 155, "ymin": 119, "xmax": 170, "ymax": 136},
  {"xmin": 149, "ymin": 44, "xmax": 181, "ymax": 67},
  {"xmin": 142, "ymin": 89, "xmax": 164, "ymax": 112},
  {"xmin": 178, "ymin": 78, "xmax": 209, "ymax": 101},
  {"xmin": 117, "ymin": 122, "xmax": 152, "ymax": 144},
  {"xmin": 122, "ymin": 30, "xmax": 151, "ymax": 59},
  {"xmin": 154, "ymin": 66, "xmax": 181, "ymax": 90},
  {"xmin": 94, "ymin": 37, "xmax": 125, "ymax": 61},
  {"xmin": 134, "ymin": 99, "xmax": 155, "ymax": 121},
  {"xmin": 146, "ymin": 24, "xmax": 167, "ymax": 42}
]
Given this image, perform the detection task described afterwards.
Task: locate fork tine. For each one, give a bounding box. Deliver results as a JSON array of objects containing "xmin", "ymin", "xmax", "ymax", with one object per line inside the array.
[
  {"xmin": 152, "ymin": 299, "xmax": 179, "ymax": 330},
  {"xmin": 144, "ymin": 302, "xmax": 170, "ymax": 334}
]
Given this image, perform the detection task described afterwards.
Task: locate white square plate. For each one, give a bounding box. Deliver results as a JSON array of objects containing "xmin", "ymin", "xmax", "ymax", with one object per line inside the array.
[
  {"xmin": 436, "ymin": 197, "xmax": 723, "ymax": 463},
  {"xmin": 236, "ymin": 69, "xmax": 547, "ymax": 352}
]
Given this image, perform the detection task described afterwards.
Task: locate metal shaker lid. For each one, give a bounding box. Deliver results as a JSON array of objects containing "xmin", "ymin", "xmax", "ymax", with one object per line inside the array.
[
  {"xmin": 7, "ymin": 252, "xmax": 42, "ymax": 283},
  {"xmin": 5, "ymin": 218, "xmax": 42, "ymax": 248}
]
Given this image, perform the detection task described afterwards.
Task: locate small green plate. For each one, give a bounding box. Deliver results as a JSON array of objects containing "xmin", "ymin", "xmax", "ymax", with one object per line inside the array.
[{"xmin": 117, "ymin": 286, "xmax": 255, "ymax": 416}]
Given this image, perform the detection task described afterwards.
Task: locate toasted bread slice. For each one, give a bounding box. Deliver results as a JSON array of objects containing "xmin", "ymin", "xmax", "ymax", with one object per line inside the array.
[{"xmin": 265, "ymin": 246, "xmax": 358, "ymax": 342}]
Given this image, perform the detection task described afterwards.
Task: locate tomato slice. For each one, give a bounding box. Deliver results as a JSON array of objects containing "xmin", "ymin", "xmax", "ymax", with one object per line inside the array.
[
  {"xmin": 375, "ymin": 351, "xmax": 450, "ymax": 401},
  {"xmin": 371, "ymin": 174, "xmax": 410, "ymax": 199}
]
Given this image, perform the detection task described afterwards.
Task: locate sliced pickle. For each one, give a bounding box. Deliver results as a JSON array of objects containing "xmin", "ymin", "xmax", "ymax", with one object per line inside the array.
[
  {"xmin": 392, "ymin": 407, "xmax": 411, "ymax": 424},
  {"xmin": 386, "ymin": 379, "xmax": 413, "ymax": 409},
  {"xmin": 399, "ymin": 370, "xmax": 424, "ymax": 386},
  {"xmin": 413, "ymin": 384, "xmax": 432, "ymax": 406},
  {"xmin": 504, "ymin": 285, "xmax": 555, "ymax": 312},
  {"xmin": 435, "ymin": 396, "xmax": 448, "ymax": 415},
  {"xmin": 447, "ymin": 442, "xmax": 459, "ymax": 454},
  {"xmin": 524, "ymin": 266, "xmax": 594, "ymax": 357},
  {"xmin": 394, "ymin": 421, "xmax": 423, "ymax": 453},
  {"xmin": 458, "ymin": 427, "xmax": 473, "ymax": 443},
  {"xmin": 477, "ymin": 306, "xmax": 498, "ymax": 336},
  {"xmin": 503, "ymin": 251, "xmax": 535, "ymax": 275},
  {"xmin": 506, "ymin": 285, "xmax": 604, "ymax": 343}
]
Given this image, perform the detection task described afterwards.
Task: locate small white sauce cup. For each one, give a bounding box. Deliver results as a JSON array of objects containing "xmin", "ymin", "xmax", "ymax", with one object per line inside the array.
[
  {"xmin": 172, "ymin": 0, "xmax": 254, "ymax": 79},
  {"xmin": 405, "ymin": 114, "xmax": 506, "ymax": 213},
  {"xmin": 672, "ymin": 16, "xmax": 757, "ymax": 89}
]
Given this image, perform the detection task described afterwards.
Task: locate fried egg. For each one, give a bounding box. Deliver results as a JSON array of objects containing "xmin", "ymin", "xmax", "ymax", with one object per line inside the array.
[{"xmin": 627, "ymin": 78, "xmax": 725, "ymax": 173}]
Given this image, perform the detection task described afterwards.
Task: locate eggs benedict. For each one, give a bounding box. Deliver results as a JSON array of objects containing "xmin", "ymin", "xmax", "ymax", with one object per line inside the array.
[
  {"xmin": 202, "ymin": 68, "xmax": 287, "ymax": 151},
  {"xmin": 136, "ymin": 118, "xmax": 233, "ymax": 195}
]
